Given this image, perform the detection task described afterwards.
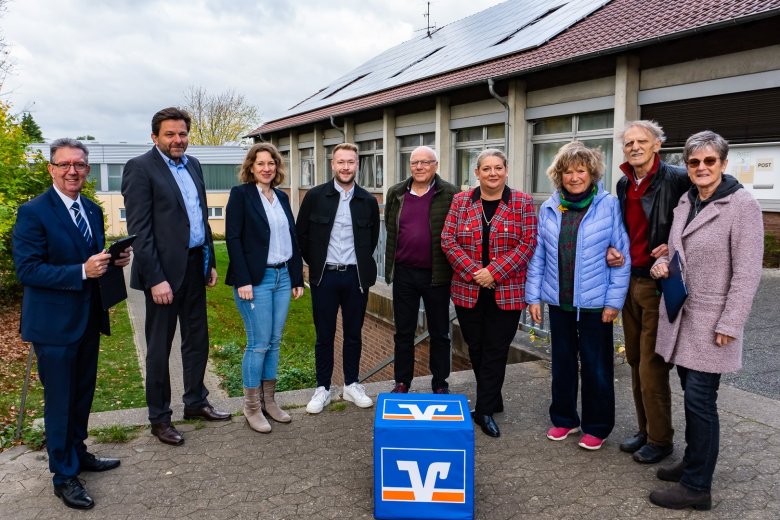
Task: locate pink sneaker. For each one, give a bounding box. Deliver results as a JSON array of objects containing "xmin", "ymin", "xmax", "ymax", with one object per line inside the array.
[
  {"xmin": 578, "ymin": 434, "xmax": 605, "ymax": 450},
  {"xmin": 546, "ymin": 426, "xmax": 580, "ymax": 441}
]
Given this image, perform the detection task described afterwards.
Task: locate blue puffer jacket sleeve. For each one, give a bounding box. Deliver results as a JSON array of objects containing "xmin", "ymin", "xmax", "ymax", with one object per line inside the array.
[{"xmin": 525, "ymin": 187, "xmax": 630, "ymax": 310}]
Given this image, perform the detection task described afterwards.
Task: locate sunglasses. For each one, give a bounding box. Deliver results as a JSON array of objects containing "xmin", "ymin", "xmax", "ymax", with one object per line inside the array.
[{"xmin": 686, "ymin": 157, "xmax": 718, "ymax": 168}]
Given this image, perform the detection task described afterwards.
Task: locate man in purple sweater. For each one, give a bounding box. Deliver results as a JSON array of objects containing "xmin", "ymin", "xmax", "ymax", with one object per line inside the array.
[{"xmin": 384, "ymin": 146, "xmax": 459, "ymax": 394}]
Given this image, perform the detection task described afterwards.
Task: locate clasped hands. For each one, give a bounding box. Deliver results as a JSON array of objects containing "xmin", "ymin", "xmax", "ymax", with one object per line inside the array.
[{"xmin": 472, "ymin": 268, "xmax": 495, "ymax": 289}]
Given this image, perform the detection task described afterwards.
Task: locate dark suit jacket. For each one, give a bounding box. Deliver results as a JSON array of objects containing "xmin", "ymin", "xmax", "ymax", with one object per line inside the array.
[
  {"xmin": 224, "ymin": 183, "xmax": 304, "ymax": 288},
  {"xmin": 13, "ymin": 187, "xmax": 109, "ymax": 345},
  {"xmin": 121, "ymin": 147, "xmax": 216, "ymax": 293}
]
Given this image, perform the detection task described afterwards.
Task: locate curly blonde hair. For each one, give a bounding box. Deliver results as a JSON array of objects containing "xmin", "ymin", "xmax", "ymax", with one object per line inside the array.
[{"xmin": 546, "ymin": 141, "xmax": 604, "ymax": 191}]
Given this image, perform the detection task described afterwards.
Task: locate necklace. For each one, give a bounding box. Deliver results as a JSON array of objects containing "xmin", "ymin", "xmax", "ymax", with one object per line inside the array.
[{"xmin": 483, "ymin": 212, "xmax": 494, "ymax": 226}]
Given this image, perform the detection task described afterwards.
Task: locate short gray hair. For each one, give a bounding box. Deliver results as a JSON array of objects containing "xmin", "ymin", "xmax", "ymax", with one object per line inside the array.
[
  {"xmin": 683, "ymin": 130, "xmax": 729, "ymax": 162},
  {"xmin": 620, "ymin": 120, "xmax": 666, "ymax": 144},
  {"xmin": 476, "ymin": 148, "xmax": 507, "ymax": 168},
  {"xmin": 411, "ymin": 145, "xmax": 438, "ymax": 162},
  {"xmin": 50, "ymin": 138, "xmax": 89, "ymax": 162}
]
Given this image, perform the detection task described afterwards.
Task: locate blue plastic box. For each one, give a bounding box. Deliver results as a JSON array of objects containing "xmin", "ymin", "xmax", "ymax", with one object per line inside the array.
[{"xmin": 374, "ymin": 393, "xmax": 474, "ymax": 519}]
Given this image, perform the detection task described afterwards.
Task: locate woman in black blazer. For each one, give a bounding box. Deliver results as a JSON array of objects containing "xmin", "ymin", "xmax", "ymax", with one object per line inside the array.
[{"xmin": 225, "ymin": 143, "xmax": 304, "ymax": 433}]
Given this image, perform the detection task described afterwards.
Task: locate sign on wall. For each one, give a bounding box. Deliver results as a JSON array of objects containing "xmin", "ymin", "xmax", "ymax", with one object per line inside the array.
[{"xmin": 726, "ymin": 143, "xmax": 780, "ymax": 202}]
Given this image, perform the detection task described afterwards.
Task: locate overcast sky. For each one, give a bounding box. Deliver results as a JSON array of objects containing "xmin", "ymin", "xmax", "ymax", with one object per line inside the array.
[{"xmin": 1, "ymin": 0, "xmax": 504, "ymax": 143}]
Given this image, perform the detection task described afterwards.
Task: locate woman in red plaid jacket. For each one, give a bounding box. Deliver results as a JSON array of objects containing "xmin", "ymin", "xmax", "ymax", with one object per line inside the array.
[{"xmin": 441, "ymin": 149, "xmax": 537, "ymax": 438}]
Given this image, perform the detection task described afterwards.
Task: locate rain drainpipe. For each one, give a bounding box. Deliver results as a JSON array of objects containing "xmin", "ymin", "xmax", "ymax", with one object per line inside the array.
[
  {"xmin": 330, "ymin": 116, "xmax": 345, "ymax": 139},
  {"xmin": 487, "ymin": 77, "xmax": 510, "ymax": 152}
]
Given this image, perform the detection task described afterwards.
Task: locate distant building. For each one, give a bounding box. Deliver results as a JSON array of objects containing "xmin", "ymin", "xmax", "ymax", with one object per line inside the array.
[
  {"xmin": 29, "ymin": 142, "xmax": 248, "ymax": 236},
  {"xmin": 248, "ymin": 0, "xmax": 780, "ymax": 236}
]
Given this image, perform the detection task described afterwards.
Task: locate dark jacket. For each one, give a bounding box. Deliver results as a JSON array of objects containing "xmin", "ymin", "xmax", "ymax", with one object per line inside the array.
[
  {"xmin": 121, "ymin": 147, "xmax": 216, "ymax": 292},
  {"xmin": 384, "ymin": 174, "xmax": 458, "ymax": 285},
  {"xmin": 616, "ymin": 159, "xmax": 690, "ymax": 253},
  {"xmin": 13, "ymin": 187, "xmax": 110, "ymax": 344},
  {"xmin": 296, "ymin": 180, "xmax": 380, "ymax": 291},
  {"xmin": 224, "ymin": 183, "xmax": 304, "ymax": 289}
]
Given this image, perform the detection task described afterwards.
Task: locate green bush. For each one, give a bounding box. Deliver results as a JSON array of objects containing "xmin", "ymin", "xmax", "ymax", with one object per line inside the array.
[{"xmin": 764, "ymin": 233, "xmax": 780, "ymax": 268}]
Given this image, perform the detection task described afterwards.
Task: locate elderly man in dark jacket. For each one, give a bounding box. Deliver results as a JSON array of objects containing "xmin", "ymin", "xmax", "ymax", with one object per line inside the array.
[
  {"xmin": 384, "ymin": 146, "xmax": 458, "ymax": 394},
  {"xmin": 609, "ymin": 120, "xmax": 691, "ymax": 465}
]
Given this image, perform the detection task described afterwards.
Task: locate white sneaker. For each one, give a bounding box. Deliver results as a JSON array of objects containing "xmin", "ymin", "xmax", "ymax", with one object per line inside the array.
[
  {"xmin": 342, "ymin": 382, "xmax": 373, "ymax": 408},
  {"xmin": 306, "ymin": 386, "xmax": 331, "ymax": 414}
]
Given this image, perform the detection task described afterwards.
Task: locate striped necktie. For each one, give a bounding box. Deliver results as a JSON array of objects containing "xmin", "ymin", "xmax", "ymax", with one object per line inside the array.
[{"xmin": 71, "ymin": 201, "xmax": 94, "ymax": 247}]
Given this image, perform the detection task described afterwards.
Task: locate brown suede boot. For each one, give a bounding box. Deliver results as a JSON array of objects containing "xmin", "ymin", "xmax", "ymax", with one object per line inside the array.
[
  {"xmin": 261, "ymin": 380, "xmax": 291, "ymax": 423},
  {"xmin": 243, "ymin": 387, "xmax": 271, "ymax": 433}
]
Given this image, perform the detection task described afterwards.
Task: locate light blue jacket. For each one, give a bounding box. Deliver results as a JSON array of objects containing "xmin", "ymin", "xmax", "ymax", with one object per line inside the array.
[{"xmin": 525, "ymin": 186, "xmax": 630, "ymax": 311}]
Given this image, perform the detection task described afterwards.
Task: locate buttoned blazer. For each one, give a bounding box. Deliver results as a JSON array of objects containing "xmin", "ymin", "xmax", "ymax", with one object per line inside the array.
[
  {"xmin": 224, "ymin": 183, "xmax": 303, "ymax": 288},
  {"xmin": 13, "ymin": 187, "xmax": 109, "ymax": 344},
  {"xmin": 441, "ymin": 186, "xmax": 538, "ymax": 310},
  {"xmin": 121, "ymin": 147, "xmax": 215, "ymax": 293}
]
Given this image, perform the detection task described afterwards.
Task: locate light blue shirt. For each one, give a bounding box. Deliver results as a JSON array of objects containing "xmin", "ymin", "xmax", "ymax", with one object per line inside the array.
[
  {"xmin": 325, "ymin": 180, "xmax": 357, "ymax": 265},
  {"xmin": 258, "ymin": 187, "xmax": 293, "ymax": 264},
  {"xmin": 157, "ymin": 148, "xmax": 205, "ymax": 248}
]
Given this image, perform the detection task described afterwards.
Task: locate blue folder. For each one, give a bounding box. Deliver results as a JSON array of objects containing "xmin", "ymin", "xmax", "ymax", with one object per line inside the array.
[{"xmin": 660, "ymin": 251, "xmax": 688, "ymax": 322}]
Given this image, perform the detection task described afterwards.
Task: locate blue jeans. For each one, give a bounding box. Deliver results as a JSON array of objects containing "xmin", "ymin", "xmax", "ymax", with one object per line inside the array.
[
  {"xmin": 677, "ymin": 366, "xmax": 721, "ymax": 492},
  {"xmin": 548, "ymin": 306, "xmax": 615, "ymax": 439},
  {"xmin": 234, "ymin": 267, "xmax": 292, "ymax": 388}
]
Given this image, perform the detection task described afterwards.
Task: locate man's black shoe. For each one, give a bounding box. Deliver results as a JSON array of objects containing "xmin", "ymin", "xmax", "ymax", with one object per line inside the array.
[
  {"xmin": 649, "ymin": 483, "xmax": 711, "ymax": 510},
  {"xmin": 657, "ymin": 460, "xmax": 685, "ymax": 482},
  {"xmin": 633, "ymin": 442, "xmax": 673, "ymax": 464},
  {"xmin": 473, "ymin": 413, "xmax": 500, "ymax": 438},
  {"xmin": 183, "ymin": 404, "xmax": 231, "ymax": 421},
  {"xmin": 53, "ymin": 478, "xmax": 94, "ymax": 510},
  {"xmin": 80, "ymin": 452, "xmax": 120, "ymax": 472},
  {"xmin": 619, "ymin": 431, "xmax": 647, "ymax": 453},
  {"xmin": 151, "ymin": 422, "xmax": 184, "ymax": 446}
]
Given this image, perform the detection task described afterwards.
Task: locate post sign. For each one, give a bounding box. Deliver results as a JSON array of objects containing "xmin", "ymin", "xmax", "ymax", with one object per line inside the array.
[{"xmin": 374, "ymin": 393, "xmax": 474, "ymax": 519}]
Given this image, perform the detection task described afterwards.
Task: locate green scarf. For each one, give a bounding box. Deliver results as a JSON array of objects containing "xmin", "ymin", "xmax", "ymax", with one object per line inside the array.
[{"xmin": 558, "ymin": 184, "xmax": 597, "ymax": 213}]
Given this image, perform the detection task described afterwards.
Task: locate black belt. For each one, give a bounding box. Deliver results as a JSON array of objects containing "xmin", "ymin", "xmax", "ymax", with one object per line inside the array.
[
  {"xmin": 188, "ymin": 246, "xmax": 203, "ymax": 257},
  {"xmin": 266, "ymin": 261, "xmax": 288, "ymax": 269},
  {"xmin": 325, "ymin": 263, "xmax": 354, "ymax": 271},
  {"xmin": 631, "ymin": 267, "xmax": 652, "ymax": 279}
]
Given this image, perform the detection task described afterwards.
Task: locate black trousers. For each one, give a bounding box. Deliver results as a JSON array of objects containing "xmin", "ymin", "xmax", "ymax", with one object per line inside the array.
[
  {"xmin": 144, "ymin": 250, "xmax": 210, "ymax": 424},
  {"xmin": 455, "ymin": 290, "xmax": 521, "ymax": 415},
  {"xmin": 392, "ymin": 265, "xmax": 451, "ymax": 390},
  {"xmin": 310, "ymin": 267, "xmax": 368, "ymax": 389}
]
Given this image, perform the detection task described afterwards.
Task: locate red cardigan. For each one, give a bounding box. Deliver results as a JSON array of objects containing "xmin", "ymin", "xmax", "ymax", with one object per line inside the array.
[{"xmin": 441, "ymin": 187, "xmax": 537, "ymax": 310}]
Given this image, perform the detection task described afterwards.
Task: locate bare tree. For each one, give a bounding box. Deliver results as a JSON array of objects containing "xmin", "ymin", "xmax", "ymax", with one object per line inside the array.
[
  {"xmin": 182, "ymin": 86, "xmax": 260, "ymax": 145},
  {"xmin": 0, "ymin": 0, "xmax": 11, "ymax": 90}
]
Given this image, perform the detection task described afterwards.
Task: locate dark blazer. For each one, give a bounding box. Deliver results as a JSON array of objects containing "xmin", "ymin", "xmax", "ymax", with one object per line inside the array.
[
  {"xmin": 224, "ymin": 183, "xmax": 303, "ymax": 288},
  {"xmin": 121, "ymin": 147, "xmax": 216, "ymax": 292},
  {"xmin": 13, "ymin": 187, "xmax": 109, "ymax": 344},
  {"xmin": 296, "ymin": 180, "xmax": 380, "ymax": 290}
]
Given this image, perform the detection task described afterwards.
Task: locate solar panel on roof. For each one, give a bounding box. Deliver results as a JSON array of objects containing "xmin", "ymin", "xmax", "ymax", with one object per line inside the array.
[{"xmin": 277, "ymin": 0, "xmax": 610, "ymax": 120}]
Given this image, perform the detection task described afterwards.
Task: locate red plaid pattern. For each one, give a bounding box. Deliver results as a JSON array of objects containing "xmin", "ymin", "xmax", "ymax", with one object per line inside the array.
[{"xmin": 441, "ymin": 188, "xmax": 537, "ymax": 310}]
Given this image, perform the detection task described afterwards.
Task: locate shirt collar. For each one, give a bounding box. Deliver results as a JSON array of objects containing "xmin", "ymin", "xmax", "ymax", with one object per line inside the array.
[
  {"xmin": 406, "ymin": 177, "xmax": 436, "ymax": 195},
  {"xmin": 333, "ymin": 179, "xmax": 355, "ymax": 199},
  {"xmin": 52, "ymin": 184, "xmax": 83, "ymax": 208}
]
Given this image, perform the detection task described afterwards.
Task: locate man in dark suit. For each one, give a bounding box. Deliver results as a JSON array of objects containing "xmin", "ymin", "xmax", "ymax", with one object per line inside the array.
[
  {"xmin": 13, "ymin": 138, "xmax": 131, "ymax": 510},
  {"xmin": 121, "ymin": 107, "xmax": 229, "ymax": 446}
]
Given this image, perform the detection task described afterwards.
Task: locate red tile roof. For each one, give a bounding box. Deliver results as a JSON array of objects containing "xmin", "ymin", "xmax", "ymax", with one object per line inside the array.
[{"xmin": 250, "ymin": 0, "xmax": 780, "ymax": 135}]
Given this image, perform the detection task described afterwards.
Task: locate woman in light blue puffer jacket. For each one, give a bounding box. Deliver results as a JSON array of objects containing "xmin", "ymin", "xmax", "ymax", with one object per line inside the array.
[{"xmin": 526, "ymin": 141, "xmax": 630, "ymax": 450}]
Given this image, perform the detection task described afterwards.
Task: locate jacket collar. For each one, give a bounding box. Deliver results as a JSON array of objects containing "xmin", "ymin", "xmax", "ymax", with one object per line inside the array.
[{"xmin": 471, "ymin": 184, "xmax": 511, "ymax": 204}]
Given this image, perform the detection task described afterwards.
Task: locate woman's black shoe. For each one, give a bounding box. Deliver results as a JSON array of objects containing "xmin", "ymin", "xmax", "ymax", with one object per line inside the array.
[
  {"xmin": 619, "ymin": 431, "xmax": 647, "ymax": 453},
  {"xmin": 473, "ymin": 413, "xmax": 500, "ymax": 437}
]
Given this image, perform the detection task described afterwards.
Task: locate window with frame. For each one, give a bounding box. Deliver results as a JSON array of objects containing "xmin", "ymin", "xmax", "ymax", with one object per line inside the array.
[
  {"xmin": 202, "ymin": 164, "xmax": 239, "ymax": 190},
  {"xmin": 397, "ymin": 133, "xmax": 435, "ymax": 184},
  {"xmin": 107, "ymin": 164, "xmax": 124, "ymax": 192},
  {"xmin": 454, "ymin": 124, "xmax": 505, "ymax": 188},
  {"xmin": 324, "ymin": 145, "xmax": 335, "ymax": 181},
  {"xmin": 119, "ymin": 208, "xmax": 126, "ymax": 221},
  {"xmin": 279, "ymin": 150, "xmax": 291, "ymax": 188},
  {"xmin": 300, "ymin": 148, "xmax": 314, "ymax": 187},
  {"xmin": 87, "ymin": 164, "xmax": 102, "ymax": 190},
  {"xmin": 357, "ymin": 139, "xmax": 383, "ymax": 189},
  {"xmin": 207, "ymin": 206, "xmax": 224, "ymax": 219},
  {"xmin": 530, "ymin": 110, "xmax": 613, "ymax": 194}
]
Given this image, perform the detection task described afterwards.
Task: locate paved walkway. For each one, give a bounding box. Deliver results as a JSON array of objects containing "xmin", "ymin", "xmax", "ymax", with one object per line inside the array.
[{"xmin": 1, "ymin": 361, "xmax": 779, "ymax": 519}]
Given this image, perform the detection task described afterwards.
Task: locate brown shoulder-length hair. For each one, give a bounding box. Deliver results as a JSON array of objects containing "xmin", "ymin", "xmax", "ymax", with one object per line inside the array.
[{"xmin": 239, "ymin": 143, "xmax": 286, "ymax": 187}]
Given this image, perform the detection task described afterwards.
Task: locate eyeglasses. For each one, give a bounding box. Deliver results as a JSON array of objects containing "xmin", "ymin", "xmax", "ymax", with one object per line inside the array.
[
  {"xmin": 410, "ymin": 160, "xmax": 437, "ymax": 167},
  {"xmin": 51, "ymin": 162, "xmax": 89, "ymax": 173},
  {"xmin": 686, "ymin": 157, "xmax": 718, "ymax": 168}
]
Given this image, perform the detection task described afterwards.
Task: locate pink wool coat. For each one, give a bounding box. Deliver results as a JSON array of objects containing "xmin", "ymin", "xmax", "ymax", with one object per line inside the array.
[{"xmin": 654, "ymin": 189, "xmax": 763, "ymax": 374}]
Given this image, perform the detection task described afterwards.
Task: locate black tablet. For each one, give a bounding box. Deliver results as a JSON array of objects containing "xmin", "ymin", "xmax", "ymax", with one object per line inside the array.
[{"xmin": 107, "ymin": 235, "xmax": 137, "ymax": 260}]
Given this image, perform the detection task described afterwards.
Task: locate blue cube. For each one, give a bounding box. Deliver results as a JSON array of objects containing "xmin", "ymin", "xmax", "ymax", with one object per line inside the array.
[{"xmin": 374, "ymin": 393, "xmax": 474, "ymax": 519}]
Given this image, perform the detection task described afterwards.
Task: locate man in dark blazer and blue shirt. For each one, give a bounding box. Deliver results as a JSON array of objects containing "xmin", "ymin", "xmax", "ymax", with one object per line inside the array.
[
  {"xmin": 296, "ymin": 142, "xmax": 380, "ymax": 414},
  {"xmin": 13, "ymin": 138, "xmax": 131, "ymax": 509},
  {"xmin": 122, "ymin": 108, "xmax": 229, "ymax": 447}
]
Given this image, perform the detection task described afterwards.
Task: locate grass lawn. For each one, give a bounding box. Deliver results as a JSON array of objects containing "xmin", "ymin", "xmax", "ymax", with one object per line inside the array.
[
  {"xmin": 207, "ymin": 242, "xmax": 317, "ymax": 397},
  {"xmin": 0, "ymin": 299, "xmax": 144, "ymax": 449}
]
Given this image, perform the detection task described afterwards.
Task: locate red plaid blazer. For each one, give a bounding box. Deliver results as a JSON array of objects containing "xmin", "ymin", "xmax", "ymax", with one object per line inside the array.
[{"xmin": 441, "ymin": 186, "xmax": 537, "ymax": 310}]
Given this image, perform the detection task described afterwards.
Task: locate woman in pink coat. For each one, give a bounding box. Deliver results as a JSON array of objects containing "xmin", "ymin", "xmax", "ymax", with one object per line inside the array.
[{"xmin": 648, "ymin": 131, "xmax": 763, "ymax": 511}]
